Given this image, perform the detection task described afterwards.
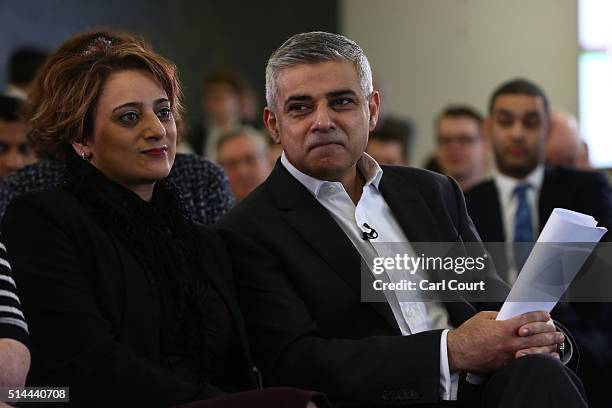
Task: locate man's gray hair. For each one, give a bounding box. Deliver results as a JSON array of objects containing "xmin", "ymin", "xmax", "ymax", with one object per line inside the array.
[{"xmin": 265, "ymin": 31, "xmax": 373, "ymax": 110}]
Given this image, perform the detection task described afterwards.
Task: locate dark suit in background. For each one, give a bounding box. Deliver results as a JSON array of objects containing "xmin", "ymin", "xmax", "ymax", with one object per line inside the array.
[
  {"xmin": 465, "ymin": 166, "xmax": 612, "ymax": 407},
  {"xmin": 465, "ymin": 166, "xmax": 612, "ymax": 242},
  {"xmin": 186, "ymin": 120, "xmax": 210, "ymax": 157}
]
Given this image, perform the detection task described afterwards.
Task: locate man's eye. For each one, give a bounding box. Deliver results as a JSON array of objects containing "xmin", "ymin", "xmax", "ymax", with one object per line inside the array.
[
  {"xmin": 333, "ymin": 98, "xmax": 353, "ymax": 107},
  {"xmin": 157, "ymin": 108, "xmax": 172, "ymax": 121},
  {"xmin": 496, "ymin": 115, "xmax": 513, "ymax": 128},
  {"xmin": 288, "ymin": 104, "xmax": 310, "ymax": 113},
  {"xmin": 332, "ymin": 98, "xmax": 355, "ymax": 109},
  {"xmin": 120, "ymin": 111, "xmax": 139, "ymax": 123},
  {"xmin": 18, "ymin": 144, "xmax": 32, "ymax": 155},
  {"xmin": 523, "ymin": 116, "xmax": 541, "ymax": 129}
]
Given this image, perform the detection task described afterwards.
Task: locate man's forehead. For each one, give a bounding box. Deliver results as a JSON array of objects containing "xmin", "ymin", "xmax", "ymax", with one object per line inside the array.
[
  {"xmin": 492, "ymin": 94, "xmax": 546, "ymax": 114},
  {"xmin": 439, "ymin": 116, "xmax": 480, "ymax": 130},
  {"xmin": 275, "ymin": 61, "xmax": 361, "ymax": 98},
  {"xmin": 225, "ymin": 135, "xmax": 258, "ymax": 149},
  {"xmin": 0, "ymin": 120, "xmax": 28, "ymax": 136}
]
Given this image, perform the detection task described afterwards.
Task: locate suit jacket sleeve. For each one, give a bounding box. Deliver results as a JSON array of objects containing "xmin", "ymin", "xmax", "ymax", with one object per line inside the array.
[
  {"xmin": 2, "ymin": 194, "xmax": 225, "ymax": 406},
  {"xmin": 443, "ymin": 173, "xmax": 482, "ymax": 242},
  {"xmin": 582, "ymin": 171, "xmax": 612, "ymax": 240}
]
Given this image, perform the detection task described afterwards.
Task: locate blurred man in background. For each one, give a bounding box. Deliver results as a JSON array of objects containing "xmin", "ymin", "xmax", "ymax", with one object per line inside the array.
[
  {"xmin": 3, "ymin": 47, "xmax": 47, "ymax": 100},
  {"xmin": 366, "ymin": 127, "xmax": 409, "ymax": 166},
  {"xmin": 435, "ymin": 105, "xmax": 488, "ymax": 190},
  {"xmin": 370, "ymin": 73, "xmax": 414, "ymax": 164},
  {"xmin": 0, "ymin": 96, "xmax": 36, "ymax": 179},
  {"xmin": 185, "ymin": 70, "xmax": 246, "ymax": 161},
  {"xmin": 465, "ymin": 78, "xmax": 612, "ymax": 407},
  {"xmin": 217, "ymin": 126, "xmax": 272, "ymax": 201},
  {"xmin": 545, "ymin": 110, "xmax": 589, "ymax": 169}
]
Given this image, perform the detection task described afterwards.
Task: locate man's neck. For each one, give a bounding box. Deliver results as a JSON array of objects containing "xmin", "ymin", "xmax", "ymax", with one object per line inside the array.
[
  {"xmin": 496, "ymin": 164, "xmax": 539, "ymax": 181},
  {"xmin": 339, "ymin": 166, "xmax": 366, "ymax": 205},
  {"xmin": 457, "ymin": 174, "xmax": 481, "ymax": 191}
]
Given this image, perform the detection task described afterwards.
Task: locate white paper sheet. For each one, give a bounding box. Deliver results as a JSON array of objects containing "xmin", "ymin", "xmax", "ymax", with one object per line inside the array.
[{"xmin": 497, "ymin": 208, "xmax": 607, "ymax": 320}]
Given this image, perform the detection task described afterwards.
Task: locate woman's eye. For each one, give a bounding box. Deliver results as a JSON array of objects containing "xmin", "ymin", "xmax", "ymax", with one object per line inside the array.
[
  {"xmin": 157, "ymin": 108, "xmax": 172, "ymax": 120},
  {"xmin": 120, "ymin": 112, "xmax": 138, "ymax": 123}
]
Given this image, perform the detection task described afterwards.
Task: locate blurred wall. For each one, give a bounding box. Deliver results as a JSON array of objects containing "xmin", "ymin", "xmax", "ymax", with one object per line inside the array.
[
  {"xmin": 0, "ymin": 0, "xmax": 338, "ymax": 124},
  {"xmin": 341, "ymin": 0, "xmax": 578, "ymax": 166}
]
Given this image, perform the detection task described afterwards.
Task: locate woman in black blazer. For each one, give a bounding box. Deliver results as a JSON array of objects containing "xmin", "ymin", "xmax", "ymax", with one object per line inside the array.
[{"xmin": 1, "ymin": 30, "xmax": 326, "ymax": 408}]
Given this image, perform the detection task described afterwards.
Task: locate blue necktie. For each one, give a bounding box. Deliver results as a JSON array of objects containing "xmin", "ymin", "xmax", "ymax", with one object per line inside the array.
[{"xmin": 513, "ymin": 183, "xmax": 533, "ymax": 270}]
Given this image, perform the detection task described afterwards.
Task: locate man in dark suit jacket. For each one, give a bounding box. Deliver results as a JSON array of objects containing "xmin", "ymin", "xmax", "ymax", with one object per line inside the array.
[
  {"xmin": 466, "ymin": 167, "xmax": 612, "ymax": 243},
  {"xmin": 185, "ymin": 71, "xmax": 247, "ymax": 161},
  {"xmin": 218, "ymin": 33, "xmax": 585, "ymax": 407},
  {"xmin": 465, "ymin": 78, "xmax": 612, "ymax": 407},
  {"xmin": 466, "ymin": 78, "xmax": 612, "ymax": 245},
  {"xmin": 465, "ymin": 78, "xmax": 612, "ymax": 302}
]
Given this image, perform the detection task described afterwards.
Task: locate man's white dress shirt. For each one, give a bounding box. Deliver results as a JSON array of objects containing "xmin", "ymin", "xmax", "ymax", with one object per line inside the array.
[{"xmin": 492, "ymin": 165, "xmax": 544, "ymax": 283}]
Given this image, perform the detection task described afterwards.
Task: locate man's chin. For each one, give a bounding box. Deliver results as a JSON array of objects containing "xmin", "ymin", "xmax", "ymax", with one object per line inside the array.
[
  {"xmin": 304, "ymin": 161, "xmax": 352, "ymax": 182},
  {"xmin": 499, "ymin": 160, "xmax": 536, "ymax": 179}
]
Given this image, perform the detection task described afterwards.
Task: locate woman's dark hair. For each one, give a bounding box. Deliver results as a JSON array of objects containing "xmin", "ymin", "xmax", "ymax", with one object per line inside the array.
[{"xmin": 29, "ymin": 30, "xmax": 182, "ymax": 160}]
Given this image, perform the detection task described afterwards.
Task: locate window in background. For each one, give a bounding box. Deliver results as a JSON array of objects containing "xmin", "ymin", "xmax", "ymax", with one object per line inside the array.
[{"xmin": 579, "ymin": 0, "xmax": 612, "ymax": 168}]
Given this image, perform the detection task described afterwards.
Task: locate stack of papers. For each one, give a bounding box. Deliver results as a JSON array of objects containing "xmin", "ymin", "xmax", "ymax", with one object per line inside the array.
[{"xmin": 497, "ymin": 208, "xmax": 607, "ymax": 320}]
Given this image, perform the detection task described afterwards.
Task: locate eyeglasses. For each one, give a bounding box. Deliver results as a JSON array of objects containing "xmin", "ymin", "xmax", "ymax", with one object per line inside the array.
[
  {"xmin": 437, "ymin": 134, "xmax": 480, "ymax": 147},
  {"xmin": 219, "ymin": 153, "xmax": 266, "ymax": 170}
]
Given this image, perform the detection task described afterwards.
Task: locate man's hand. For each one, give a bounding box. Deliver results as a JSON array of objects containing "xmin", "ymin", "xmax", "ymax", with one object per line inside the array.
[
  {"xmin": 447, "ymin": 311, "xmax": 564, "ymax": 373},
  {"xmin": 515, "ymin": 317, "xmax": 560, "ymax": 358}
]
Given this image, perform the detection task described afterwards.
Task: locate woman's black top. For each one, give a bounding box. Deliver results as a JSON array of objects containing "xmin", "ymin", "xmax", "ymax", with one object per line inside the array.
[{"xmin": 1, "ymin": 155, "xmax": 255, "ymax": 406}]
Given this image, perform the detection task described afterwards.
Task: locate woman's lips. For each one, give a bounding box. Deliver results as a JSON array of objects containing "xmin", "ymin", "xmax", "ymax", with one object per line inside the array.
[{"xmin": 141, "ymin": 146, "xmax": 168, "ymax": 158}]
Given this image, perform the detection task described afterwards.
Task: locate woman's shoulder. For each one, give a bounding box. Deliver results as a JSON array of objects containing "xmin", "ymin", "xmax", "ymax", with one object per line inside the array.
[
  {"xmin": 3, "ymin": 186, "xmax": 88, "ymax": 228},
  {"xmin": 8, "ymin": 185, "xmax": 79, "ymax": 210}
]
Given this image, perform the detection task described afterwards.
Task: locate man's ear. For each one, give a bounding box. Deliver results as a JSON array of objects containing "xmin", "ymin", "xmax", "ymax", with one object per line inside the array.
[
  {"xmin": 264, "ymin": 107, "xmax": 281, "ymax": 143},
  {"xmin": 544, "ymin": 116, "xmax": 553, "ymax": 141},
  {"xmin": 368, "ymin": 90, "xmax": 381, "ymax": 131}
]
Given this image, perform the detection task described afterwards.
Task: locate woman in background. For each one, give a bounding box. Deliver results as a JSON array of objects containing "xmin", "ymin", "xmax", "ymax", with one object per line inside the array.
[{"xmin": 1, "ymin": 30, "xmax": 325, "ymax": 408}]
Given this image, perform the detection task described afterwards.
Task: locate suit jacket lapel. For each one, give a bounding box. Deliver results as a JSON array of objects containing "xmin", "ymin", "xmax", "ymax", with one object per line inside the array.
[
  {"xmin": 538, "ymin": 168, "xmax": 564, "ymax": 231},
  {"xmin": 379, "ymin": 169, "xmax": 480, "ymax": 326},
  {"xmin": 476, "ymin": 181, "xmax": 505, "ymax": 242},
  {"xmin": 265, "ymin": 163, "xmax": 399, "ymax": 332},
  {"xmin": 378, "ymin": 167, "xmax": 441, "ymax": 243}
]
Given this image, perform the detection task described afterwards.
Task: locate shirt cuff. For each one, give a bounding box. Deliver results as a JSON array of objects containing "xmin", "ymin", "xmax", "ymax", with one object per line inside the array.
[{"xmin": 440, "ymin": 329, "xmax": 459, "ymax": 400}]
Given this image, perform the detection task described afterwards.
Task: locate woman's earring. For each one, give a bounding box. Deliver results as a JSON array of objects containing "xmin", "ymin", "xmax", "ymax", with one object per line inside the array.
[{"xmin": 81, "ymin": 151, "xmax": 89, "ymax": 161}]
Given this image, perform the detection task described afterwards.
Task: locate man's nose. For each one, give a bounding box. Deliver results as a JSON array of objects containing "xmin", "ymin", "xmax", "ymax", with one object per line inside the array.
[
  {"xmin": 510, "ymin": 120, "xmax": 526, "ymax": 141},
  {"xmin": 5, "ymin": 150, "xmax": 25, "ymax": 172},
  {"xmin": 311, "ymin": 104, "xmax": 335, "ymax": 132}
]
